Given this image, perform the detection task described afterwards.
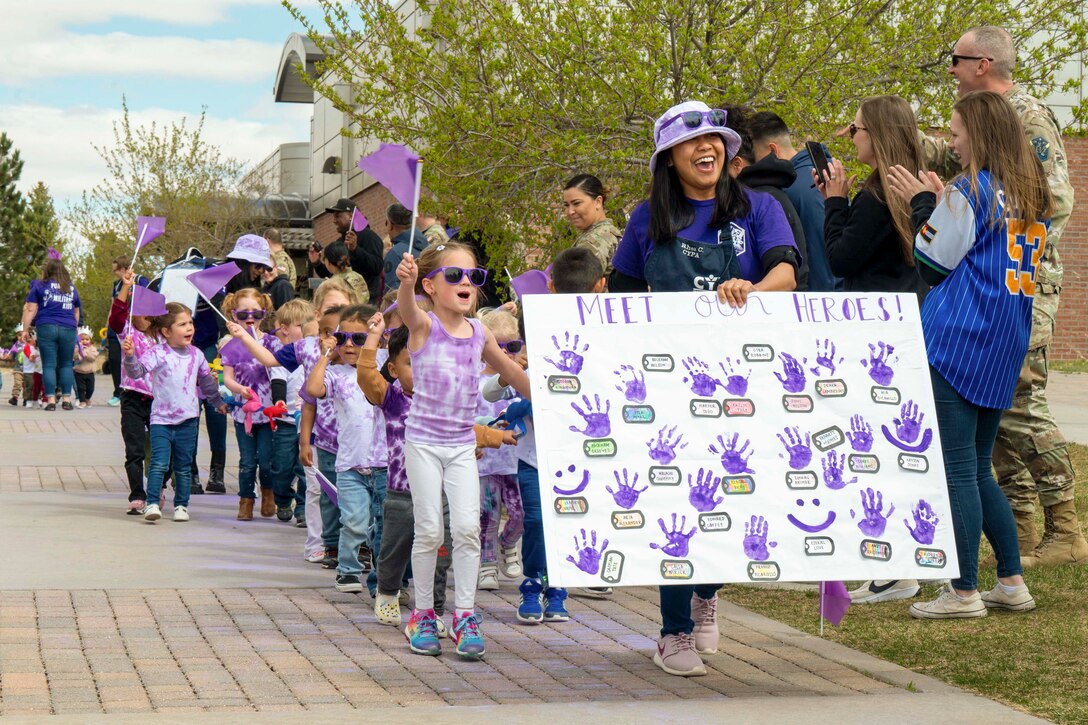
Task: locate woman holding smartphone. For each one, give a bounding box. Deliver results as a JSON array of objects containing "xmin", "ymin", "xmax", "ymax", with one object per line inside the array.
[{"xmin": 815, "ymin": 95, "xmax": 927, "ymax": 300}]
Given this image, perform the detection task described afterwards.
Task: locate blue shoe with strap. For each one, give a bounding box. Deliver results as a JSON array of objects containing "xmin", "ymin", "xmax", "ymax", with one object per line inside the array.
[
  {"xmin": 543, "ymin": 587, "xmax": 569, "ymax": 622},
  {"xmin": 404, "ymin": 609, "xmax": 441, "ymax": 656},
  {"xmin": 452, "ymin": 612, "xmax": 486, "ymax": 659},
  {"xmin": 517, "ymin": 577, "xmax": 544, "ymax": 624}
]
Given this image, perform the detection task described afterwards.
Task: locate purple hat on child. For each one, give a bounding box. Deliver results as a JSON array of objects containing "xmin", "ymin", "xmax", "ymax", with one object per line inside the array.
[
  {"xmin": 649, "ymin": 101, "xmax": 742, "ymax": 173},
  {"xmin": 226, "ymin": 234, "xmax": 273, "ymax": 268}
]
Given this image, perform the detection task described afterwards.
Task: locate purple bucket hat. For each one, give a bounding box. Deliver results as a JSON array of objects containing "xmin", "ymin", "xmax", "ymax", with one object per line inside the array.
[
  {"xmin": 649, "ymin": 101, "xmax": 743, "ymax": 174},
  {"xmin": 227, "ymin": 234, "xmax": 273, "ymax": 267}
]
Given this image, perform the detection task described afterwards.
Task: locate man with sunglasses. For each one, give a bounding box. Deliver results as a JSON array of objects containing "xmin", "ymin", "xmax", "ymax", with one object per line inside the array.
[{"xmin": 916, "ymin": 26, "xmax": 1084, "ymax": 569}]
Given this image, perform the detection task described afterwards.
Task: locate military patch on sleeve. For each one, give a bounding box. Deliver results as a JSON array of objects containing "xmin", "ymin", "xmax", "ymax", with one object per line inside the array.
[
  {"xmin": 920, "ymin": 223, "xmax": 936, "ymax": 243},
  {"xmin": 1031, "ymin": 136, "xmax": 1050, "ymax": 162}
]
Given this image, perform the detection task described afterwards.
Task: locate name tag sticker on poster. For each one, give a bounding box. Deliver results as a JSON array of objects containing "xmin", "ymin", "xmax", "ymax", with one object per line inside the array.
[{"xmin": 524, "ymin": 291, "xmax": 958, "ymax": 588}]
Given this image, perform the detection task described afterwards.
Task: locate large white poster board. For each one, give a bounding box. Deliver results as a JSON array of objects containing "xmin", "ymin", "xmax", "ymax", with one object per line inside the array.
[{"xmin": 523, "ymin": 291, "xmax": 959, "ymax": 588}]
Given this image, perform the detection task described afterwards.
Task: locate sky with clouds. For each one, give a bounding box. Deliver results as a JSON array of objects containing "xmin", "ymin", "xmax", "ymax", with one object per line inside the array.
[{"xmin": 0, "ymin": 0, "xmax": 315, "ymax": 211}]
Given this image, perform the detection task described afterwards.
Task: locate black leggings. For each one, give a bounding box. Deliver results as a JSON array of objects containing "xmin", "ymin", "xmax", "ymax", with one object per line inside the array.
[{"xmin": 74, "ymin": 372, "xmax": 95, "ymax": 403}]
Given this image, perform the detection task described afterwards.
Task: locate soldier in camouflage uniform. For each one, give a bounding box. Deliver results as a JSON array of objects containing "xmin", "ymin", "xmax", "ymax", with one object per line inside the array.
[
  {"xmin": 920, "ymin": 26, "xmax": 1086, "ymax": 567},
  {"xmin": 562, "ymin": 173, "xmax": 622, "ymax": 277},
  {"xmin": 417, "ymin": 214, "xmax": 450, "ymax": 246},
  {"xmin": 264, "ymin": 227, "xmax": 298, "ymax": 288}
]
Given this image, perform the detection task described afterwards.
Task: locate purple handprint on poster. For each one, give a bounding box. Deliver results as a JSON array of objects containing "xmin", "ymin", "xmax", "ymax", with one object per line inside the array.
[
  {"xmin": 566, "ymin": 528, "xmax": 609, "ymax": 575},
  {"xmin": 904, "ymin": 499, "xmax": 940, "ymax": 545},
  {"xmin": 708, "ymin": 433, "xmax": 755, "ymax": 474},
  {"xmin": 613, "ymin": 364, "xmax": 646, "ymax": 403},
  {"xmin": 646, "ymin": 425, "xmax": 688, "ymax": 465},
  {"xmin": 719, "ymin": 357, "xmax": 751, "ymax": 397},
  {"xmin": 742, "ymin": 515, "xmax": 777, "ymax": 561},
  {"xmin": 774, "ymin": 352, "xmax": 807, "ymax": 393},
  {"xmin": 853, "ymin": 488, "xmax": 895, "ymax": 537},
  {"xmin": 821, "ymin": 450, "xmax": 858, "ymax": 490},
  {"xmin": 649, "ymin": 513, "xmax": 697, "ymax": 557},
  {"xmin": 682, "ymin": 356, "xmax": 722, "ymax": 396},
  {"xmin": 688, "ymin": 468, "xmax": 724, "ymax": 512},
  {"xmin": 809, "ymin": 339, "xmax": 844, "ymax": 377},
  {"xmin": 569, "ymin": 394, "xmax": 611, "ymax": 438},
  {"xmin": 861, "ymin": 341, "xmax": 898, "ymax": 386},
  {"xmin": 845, "ymin": 414, "xmax": 874, "ymax": 452},
  {"xmin": 606, "ymin": 468, "xmax": 647, "ymax": 509},
  {"xmin": 893, "ymin": 401, "xmax": 925, "ymax": 443},
  {"xmin": 544, "ymin": 332, "xmax": 588, "ymax": 375},
  {"xmin": 777, "ymin": 426, "xmax": 812, "ymax": 469}
]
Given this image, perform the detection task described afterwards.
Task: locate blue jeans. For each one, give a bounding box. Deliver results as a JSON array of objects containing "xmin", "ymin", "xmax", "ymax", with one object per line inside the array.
[
  {"xmin": 366, "ymin": 468, "xmax": 388, "ymax": 593},
  {"xmin": 317, "ymin": 448, "xmax": 341, "ymax": 550},
  {"xmin": 271, "ymin": 423, "xmax": 305, "ymax": 516},
  {"xmin": 930, "ymin": 368, "xmax": 1022, "ymax": 591},
  {"xmin": 36, "ymin": 323, "xmax": 76, "ymax": 399},
  {"xmin": 147, "ymin": 418, "xmax": 199, "ymax": 509},
  {"xmin": 336, "ymin": 468, "xmax": 378, "ymax": 577},
  {"xmin": 517, "ymin": 460, "xmax": 547, "ymax": 581},
  {"xmin": 659, "ymin": 584, "xmax": 723, "ymax": 636},
  {"xmin": 234, "ymin": 422, "xmax": 273, "ymax": 499}
]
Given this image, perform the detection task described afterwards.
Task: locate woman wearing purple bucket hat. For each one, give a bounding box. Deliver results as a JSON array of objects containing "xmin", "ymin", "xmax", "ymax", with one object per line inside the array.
[
  {"xmin": 225, "ymin": 234, "xmax": 275, "ymax": 295},
  {"xmin": 611, "ymin": 100, "xmax": 800, "ymax": 677}
]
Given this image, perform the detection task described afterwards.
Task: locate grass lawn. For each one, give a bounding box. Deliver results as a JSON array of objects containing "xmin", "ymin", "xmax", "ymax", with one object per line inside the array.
[
  {"xmin": 722, "ymin": 443, "xmax": 1088, "ymax": 725},
  {"xmin": 1052, "ymin": 359, "xmax": 1088, "ymax": 373}
]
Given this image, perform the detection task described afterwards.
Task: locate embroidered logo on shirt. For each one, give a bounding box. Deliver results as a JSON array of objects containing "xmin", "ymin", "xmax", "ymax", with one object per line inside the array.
[
  {"xmin": 1031, "ymin": 136, "xmax": 1050, "ymax": 162},
  {"xmin": 727, "ymin": 222, "xmax": 746, "ymax": 256}
]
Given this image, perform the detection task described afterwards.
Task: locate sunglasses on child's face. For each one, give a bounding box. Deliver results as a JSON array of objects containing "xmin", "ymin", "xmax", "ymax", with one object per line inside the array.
[
  {"xmin": 499, "ymin": 339, "xmax": 525, "ymax": 354},
  {"xmin": 233, "ymin": 310, "xmax": 266, "ymax": 321},
  {"xmin": 333, "ymin": 331, "xmax": 368, "ymax": 347},
  {"xmin": 425, "ymin": 266, "xmax": 488, "ymax": 287},
  {"xmin": 382, "ymin": 325, "xmax": 400, "ymax": 339}
]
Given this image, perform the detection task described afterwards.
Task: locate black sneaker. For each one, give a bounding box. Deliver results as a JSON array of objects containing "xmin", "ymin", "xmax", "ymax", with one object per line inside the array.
[
  {"xmin": 320, "ymin": 549, "xmax": 339, "ymax": 569},
  {"xmin": 8, "ymin": 397, "xmax": 17, "ymax": 406},
  {"xmin": 294, "ymin": 517, "xmax": 306, "ymax": 528},
  {"xmin": 335, "ymin": 574, "xmax": 363, "ymax": 593},
  {"xmin": 44, "ymin": 403, "xmax": 56, "ymax": 411},
  {"xmin": 276, "ymin": 505, "xmax": 293, "ymax": 521}
]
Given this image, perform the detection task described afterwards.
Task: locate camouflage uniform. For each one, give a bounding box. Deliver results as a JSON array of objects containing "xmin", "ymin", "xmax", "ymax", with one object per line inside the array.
[
  {"xmin": 921, "ymin": 85, "xmax": 1076, "ymax": 517},
  {"xmin": 421, "ymin": 223, "xmax": 449, "ymax": 246},
  {"xmin": 272, "ymin": 249, "xmax": 297, "ymax": 287},
  {"xmin": 573, "ymin": 219, "xmax": 622, "ymax": 277}
]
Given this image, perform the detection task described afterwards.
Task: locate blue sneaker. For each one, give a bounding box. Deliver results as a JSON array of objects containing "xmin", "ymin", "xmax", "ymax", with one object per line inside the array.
[
  {"xmin": 404, "ymin": 609, "xmax": 441, "ymax": 656},
  {"xmin": 543, "ymin": 587, "xmax": 569, "ymax": 622},
  {"xmin": 517, "ymin": 578, "xmax": 544, "ymax": 624},
  {"xmin": 452, "ymin": 612, "xmax": 485, "ymax": 659}
]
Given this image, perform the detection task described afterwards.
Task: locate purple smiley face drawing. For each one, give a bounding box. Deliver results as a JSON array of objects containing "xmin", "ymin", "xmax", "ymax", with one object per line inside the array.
[{"xmin": 786, "ymin": 497, "xmax": 836, "ymax": 533}]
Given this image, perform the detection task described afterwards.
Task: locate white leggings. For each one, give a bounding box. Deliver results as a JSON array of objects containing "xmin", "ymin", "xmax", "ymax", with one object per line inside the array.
[
  {"xmin": 405, "ymin": 441, "xmax": 481, "ymax": 611},
  {"xmin": 303, "ymin": 466, "xmax": 322, "ymax": 557}
]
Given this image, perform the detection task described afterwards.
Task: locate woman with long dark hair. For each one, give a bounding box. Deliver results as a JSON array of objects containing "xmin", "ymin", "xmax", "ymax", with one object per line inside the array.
[
  {"xmin": 21, "ymin": 258, "xmax": 81, "ymax": 411},
  {"xmin": 610, "ymin": 101, "xmax": 799, "ymax": 677}
]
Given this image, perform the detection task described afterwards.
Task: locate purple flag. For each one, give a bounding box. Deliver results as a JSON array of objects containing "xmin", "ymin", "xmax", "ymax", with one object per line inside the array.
[
  {"xmin": 186, "ymin": 262, "xmax": 240, "ymax": 300},
  {"xmin": 356, "ymin": 143, "xmax": 420, "ymax": 208},
  {"xmin": 130, "ymin": 285, "xmax": 168, "ymax": 317},
  {"xmin": 511, "ymin": 269, "xmax": 550, "ymax": 299},
  {"xmin": 820, "ymin": 581, "xmax": 851, "ymax": 627},
  {"xmin": 351, "ymin": 208, "xmax": 368, "ymax": 233},
  {"xmin": 218, "ymin": 335, "xmax": 254, "ymax": 364},
  {"xmin": 135, "ymin": 216, "xmax": 166, "ymax": 251},
  {"xmin": 314, "ymin": 469, "xmax": 338, "ymax": 507}
]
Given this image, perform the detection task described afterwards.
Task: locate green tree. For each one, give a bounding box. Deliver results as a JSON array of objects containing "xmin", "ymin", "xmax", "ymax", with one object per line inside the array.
[
  {"xmin": 0, "ymin": 133, "xmax": 28, "ymax": 336},
  {"xmin": 69, "ymin": 99, "xmax": 264, "ymax": 334},
  {"xmin": 286, "ymin": 0, "xmax": 1088, "ymax": 276}
]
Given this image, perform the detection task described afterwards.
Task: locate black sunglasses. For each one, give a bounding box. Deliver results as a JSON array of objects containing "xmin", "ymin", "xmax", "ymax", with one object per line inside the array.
[
  {"xmin": 950, "ymin": 54, "xmax": 992, "ymax": 66},
  {"xmin": 333, "ymin": 331, "xmax": 368, "ymax": 347},
  {"xmin": 425, "ymin": 266, "xmax": 488, "ymax": 287},
  {"xmin": 233, "ymin": 310, "xmax": 267, "ymax": 321},
  {"xmin": 499, "ymin": 339, "xmax": 525, "ymax": 354},
  {"xmin": 655, "ymin": 109, "xmax": 728, "ymax": 143},
  {"xmin": 848, "ymin": 122, "xmax": 867, "ymax": 138}
]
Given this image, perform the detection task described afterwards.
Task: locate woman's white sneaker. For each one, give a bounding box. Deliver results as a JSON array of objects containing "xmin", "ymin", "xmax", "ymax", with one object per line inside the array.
[
  {"xmin": 173, "ymin": 506, "xmax": 189, "ymax": 522},
  {"xmin": 909, "ymin": 589, "xmax": 986, "ymax": 619},
  {"xmin": 981, "ymin": 584, "xmax": 1036, "ymax": 612}
]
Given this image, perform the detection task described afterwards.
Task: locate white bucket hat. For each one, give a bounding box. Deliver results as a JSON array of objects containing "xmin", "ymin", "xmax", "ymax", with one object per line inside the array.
[{"xmin": 226, "ymin": 234, "xmax": 273, "ymax": 268}]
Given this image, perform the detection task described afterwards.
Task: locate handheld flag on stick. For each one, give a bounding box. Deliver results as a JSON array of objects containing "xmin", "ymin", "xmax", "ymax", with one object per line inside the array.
[
  {"xmin": 185, "ymin": 262, "xmax": 240, "ymax": 324},
  {"xmin": 819, "ymin": 581, "xmax": 851, "ymax": 635},
  {"xmin": 131, "ymin": 216, "xmax": 166, "ymax": 269},
  {"xmin": 511, "ymin": 269, "xmax": 551, "ymax": 298},
  {"xmin": 351, "ymin": 208, "xmax": 368, "ymax": 233},
  {"xmin": 356, "ymin": 143, "xmax": 420, "ymax": 208},
  {"xmin": 314, "ymin": 469, "xmax": 339, "ymax": 507},
  {"xmin": 130, "ymin": 285, "xmax": 168, "ymax": 317}
]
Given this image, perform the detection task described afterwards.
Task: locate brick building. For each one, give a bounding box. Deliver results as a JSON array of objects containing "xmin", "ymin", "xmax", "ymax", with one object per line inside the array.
[{"xmin": 1054, "ymin": 136, "xmax": 1087, "ymax": 360}]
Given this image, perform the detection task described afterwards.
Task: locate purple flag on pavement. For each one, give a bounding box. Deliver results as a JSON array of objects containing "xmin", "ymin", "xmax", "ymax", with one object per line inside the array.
[
  {"xmin": 511, "ymin": 269, "xmax": 550, "ymax": 299},
  {"xmin": 314, "ymin": 469, "xmax": 338, "ymax": 507},
  {"xmin": 136, "ymin": 216, "xmax": 166, "ymax": 251},
  {"xmin": 351, "ymin": 208, "xmax": 368, "ymax": 233},
  {"xmin": 820, "ymin": 581, "xmax": 851, "ymax": 627},
  {"xmin": 130, "ymin": 285, "xmax": 168, "ymax": 317},
  {"xmin": 186, "ymin": 262, "xmax": 240, "ymax": 301},
  {"xmin": 356, "ymin": 143, "xmax": 420, "ymax": 208}
]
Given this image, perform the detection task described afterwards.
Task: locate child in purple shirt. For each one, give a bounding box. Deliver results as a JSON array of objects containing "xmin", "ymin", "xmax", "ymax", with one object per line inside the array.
[{"xmin": 123, "ymin": 303, "xmax": 226, "ymax": 524}]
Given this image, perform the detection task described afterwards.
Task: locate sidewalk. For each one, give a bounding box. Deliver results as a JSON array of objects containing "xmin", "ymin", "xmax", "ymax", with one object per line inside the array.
[{"xmin": 0, "ymin": 373, "xmax": 1059, "ymax": 722}]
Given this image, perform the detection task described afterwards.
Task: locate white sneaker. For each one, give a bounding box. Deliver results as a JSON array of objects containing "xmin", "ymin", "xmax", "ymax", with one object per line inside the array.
[
  {"xmin": 375, "ymin": 592, "xmax": 402, "ymax": 626},
  {"xmin": 499, "ymin": 543, "xmax": 523, "ymax": 578},
  {"xmin": 691, "ymin": 594, "xmax": 719, "ymax": 654},
  {"xmin": 143, "ymin": 504, "xmax": 162, "ymax": 522},
  {"xmin": 909, "ymin": 589, "xmax": 986, "ymax": 619},
  {"xmin": 849, "ymin": 579, "xmax": 920, "ymax": 603},
  {"xmin": 478, "ymin": 565, "xmax": 499, "ymax": 591},
  {"xmin": 173, "ymin": 506, "xmax": 189, "ymax": 522},
  {"xmin": 980, "ymin": 584, "xmax": 1036, "ymax": 612},
  {"xmin": 305, "ymin": 550, "xmax": 326, "ymax": 563}
]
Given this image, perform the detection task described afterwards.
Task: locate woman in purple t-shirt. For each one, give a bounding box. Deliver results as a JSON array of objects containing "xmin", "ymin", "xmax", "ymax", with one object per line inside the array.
[{"xmin": 20, "ymin": 259, "xmax": 81, "ymax": 411}]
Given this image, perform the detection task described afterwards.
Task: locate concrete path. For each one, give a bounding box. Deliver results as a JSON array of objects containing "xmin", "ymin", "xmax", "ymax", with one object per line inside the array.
[{"xmin": 0, "ymin": 372, "xmax": 1060, "ymax": 722}]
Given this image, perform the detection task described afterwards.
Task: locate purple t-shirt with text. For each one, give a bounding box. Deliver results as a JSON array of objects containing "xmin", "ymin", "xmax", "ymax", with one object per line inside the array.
[{"xmin": 26, "ymin": 280, "xmax": 81, "ymax": 328}]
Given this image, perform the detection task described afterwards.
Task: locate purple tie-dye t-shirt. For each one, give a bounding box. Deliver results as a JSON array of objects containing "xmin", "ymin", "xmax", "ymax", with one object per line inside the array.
[
  {"xmin": 324, "ymin": 360, "xmax": 388, "ymax": 472},
  {"xmin": 219, "ymin": 332, "xmax": 282, "ymax": 426},
  {"xmin": 405, "ymin": 312, "xmax": 484, "ymax": 447},
  {"xmin": 380, "ymin": 382, "xmax": 412, "ymax": 493},
  {"xmin": 295, "ymin": 337, "xmax": 338, "ymax": 453},
  {"xmin": 124, "ymin": 343, "xmax": 215, "ymax": 425},
  {"xmin": 119, "ymin": 323, "xmax": 155, "ymax": 397}
]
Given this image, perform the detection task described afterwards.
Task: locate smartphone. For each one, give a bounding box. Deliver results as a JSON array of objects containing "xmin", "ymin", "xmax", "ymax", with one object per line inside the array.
[{"xmin": 806, "ymin": 141, "xmax": 832, "ymax": 183}]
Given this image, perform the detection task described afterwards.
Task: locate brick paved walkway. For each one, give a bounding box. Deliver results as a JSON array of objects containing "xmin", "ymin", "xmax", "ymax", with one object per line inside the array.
[{"xmin": 0, "ymin": 373, "xmax": 1044, "ymax": 721}]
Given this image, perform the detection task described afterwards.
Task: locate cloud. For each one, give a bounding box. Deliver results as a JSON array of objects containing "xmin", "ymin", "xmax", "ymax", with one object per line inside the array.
[{"xmin": 0, "ymin": 102, "xmax": 311, "ymax": 207}]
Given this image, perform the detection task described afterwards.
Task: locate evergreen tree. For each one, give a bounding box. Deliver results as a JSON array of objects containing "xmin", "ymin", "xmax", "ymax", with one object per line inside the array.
[{"xmin": 0, "ymin": 133, "xmax": 27, "ymax": 337}]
